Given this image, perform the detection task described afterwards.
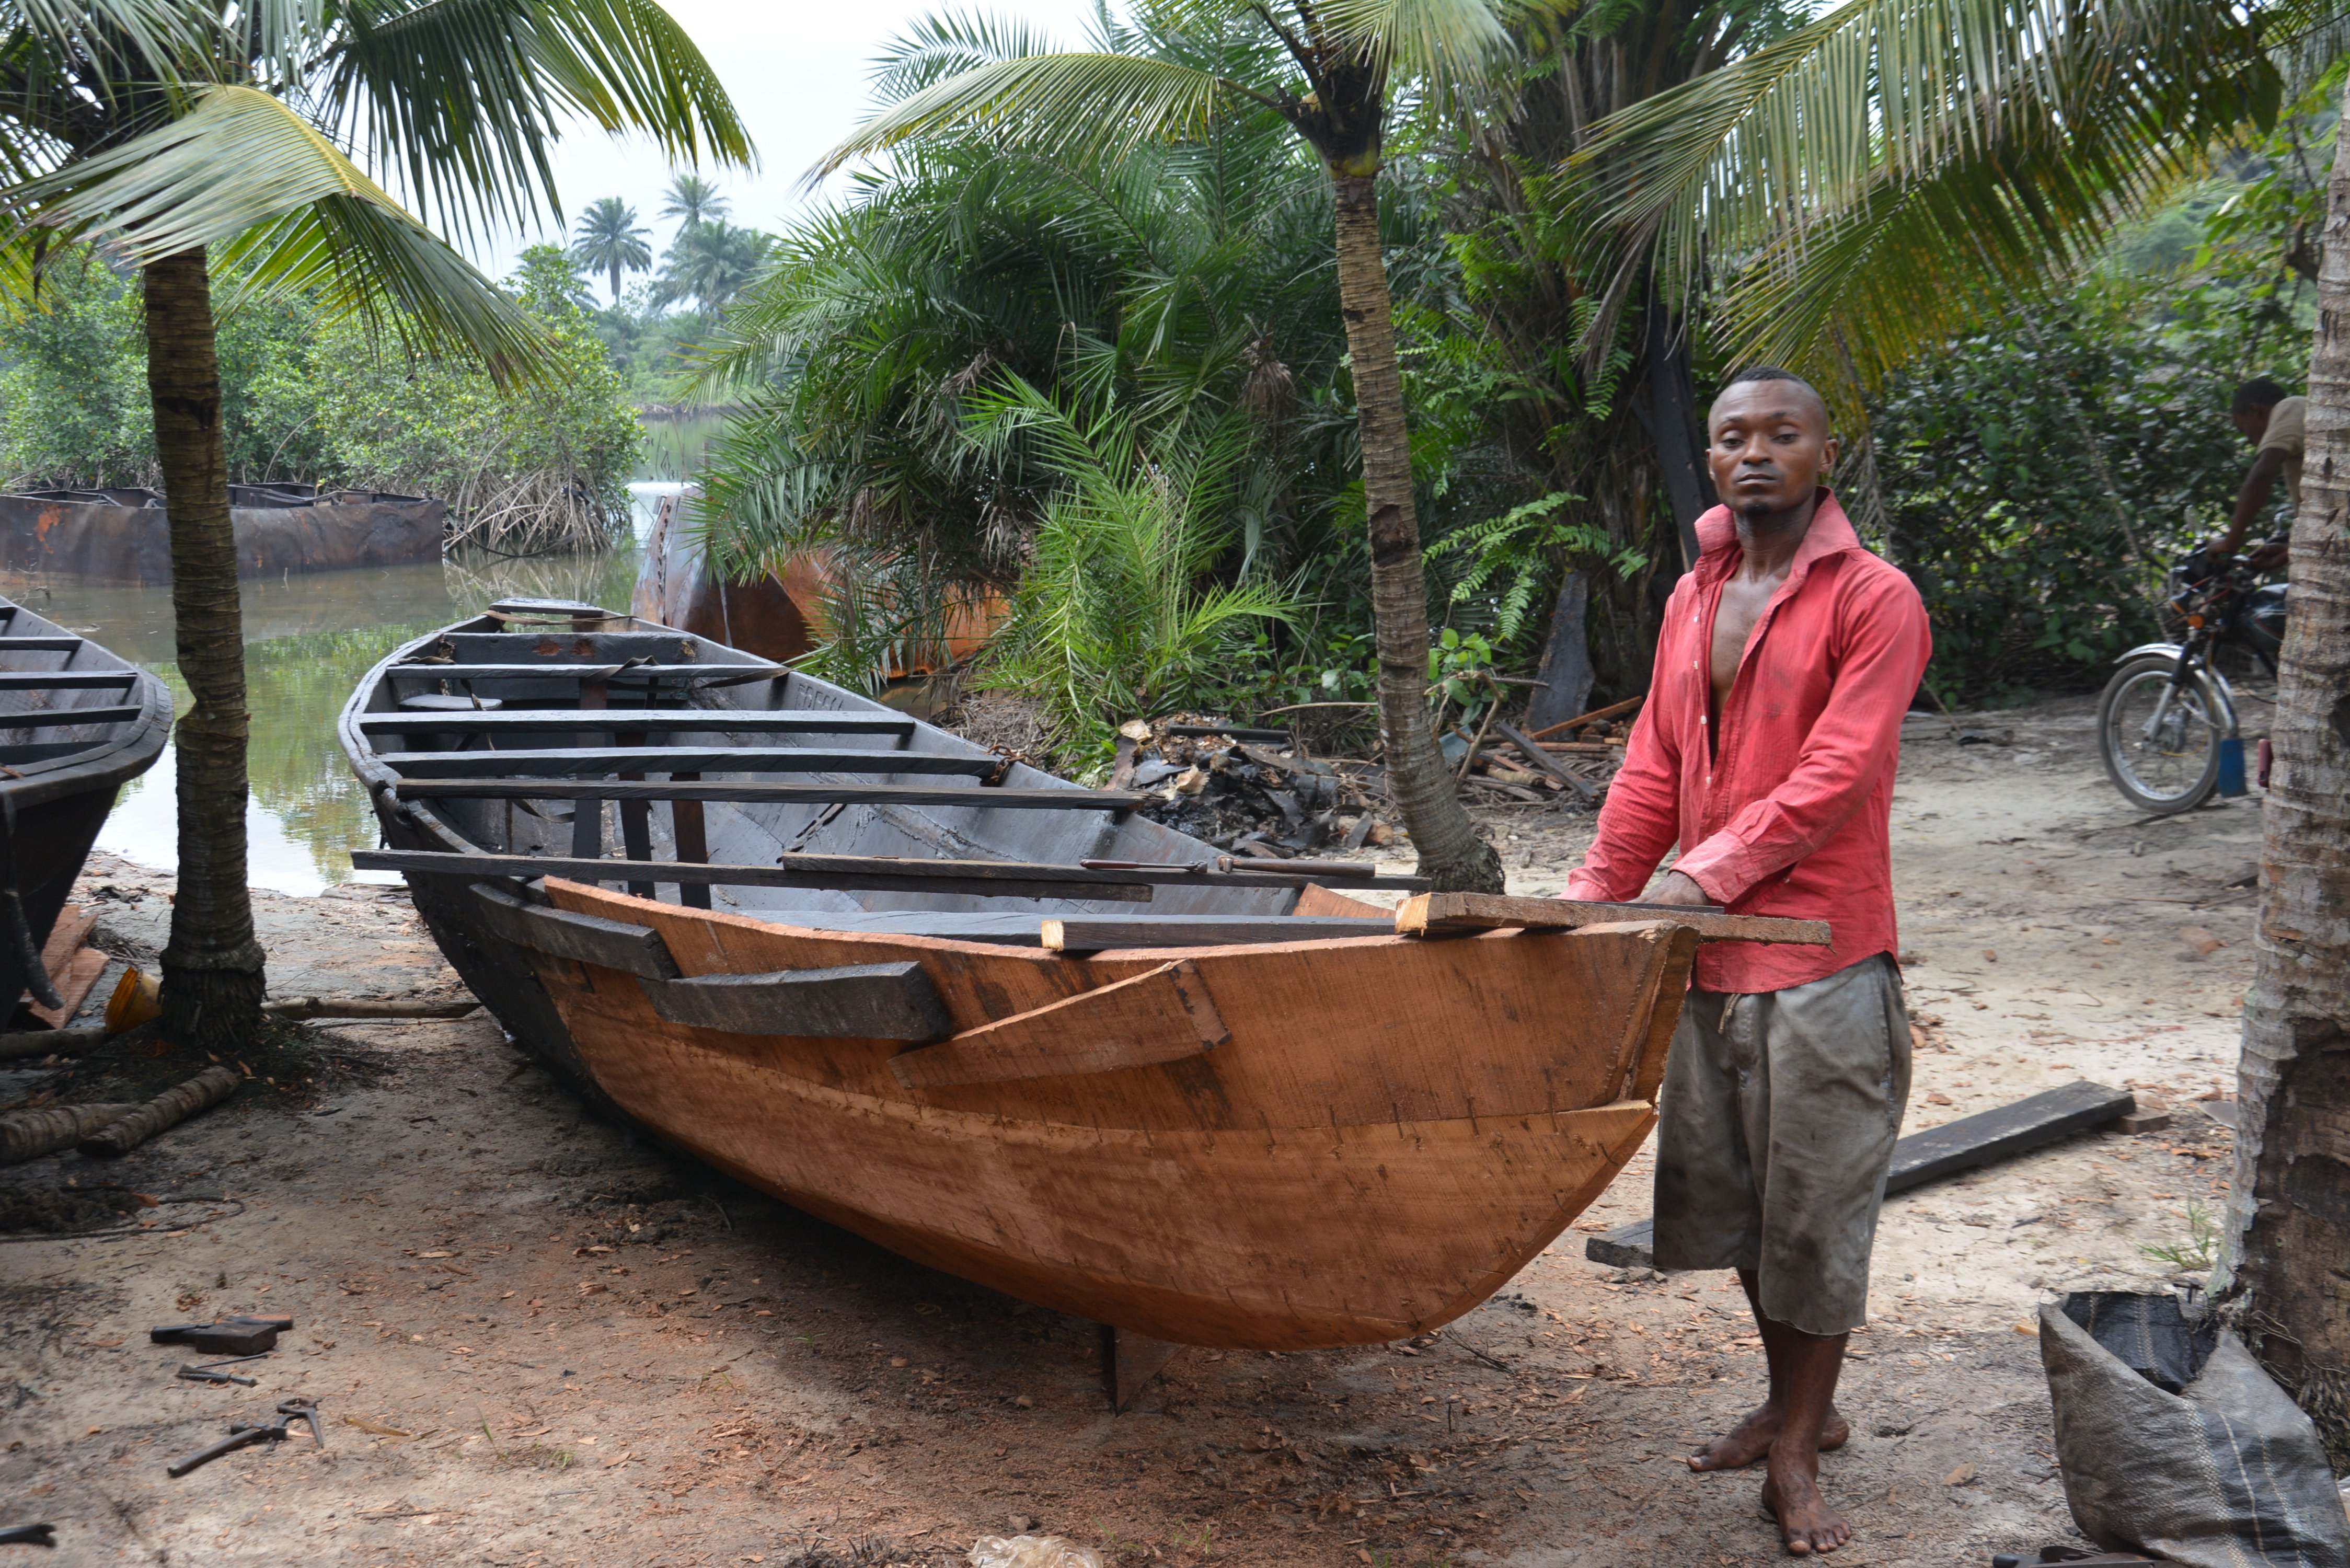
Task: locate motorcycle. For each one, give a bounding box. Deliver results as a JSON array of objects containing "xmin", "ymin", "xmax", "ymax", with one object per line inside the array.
[{"xmin": 2096, "ymin": 551, "xmax": 2287, "ymax": 815}]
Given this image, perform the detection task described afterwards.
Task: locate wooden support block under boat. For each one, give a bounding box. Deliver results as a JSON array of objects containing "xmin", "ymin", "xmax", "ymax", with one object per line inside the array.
[
  {"xmin": 641, "ymin": 962, "xmax": 951, "ymax": 1041},
  {"xmin": 470, "ymin": 882, "xmax": 681, "ymax": 979},
  {"xmin": 890, "ymin": 959, "xmax": 1229, "ymax": 1088},
  {"xmin": 394, "ymin": 779, "xmax": 1149, "ymax": 813},
  {"xmin": 1396, "ymin": 892, "xmax": 1830, "ymax": 946}
]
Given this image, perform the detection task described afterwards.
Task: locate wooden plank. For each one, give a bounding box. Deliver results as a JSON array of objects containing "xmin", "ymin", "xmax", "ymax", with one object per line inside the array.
[
  {"xmin": 360, "ymin": 849, "xmax": 1158, "ymax": 903},
  {"xmin": 640, "ymin": 961, "xmax": 951, "ymax": 1041},
  {"xmin": 0, "ymin": 672, "xmax": 136, "ymax": 690},
  {"xmin": 1081, "ymin": 855, "xmax": 1391, "ymax": 884},
  {"xmin": 1043, "ymin": 915, "xmax": 1391, "ymax": 950},
  {"xmin": 393, "ymin": 779, "xmax": 1144, "ymax": 812},
  {"xmin": 1395, "ymin": 893, "xmax": 1829, "ymax": 947},
  {"xmin": 890, "ymin": 959, "xmax": 1227, "ymax": 1088},
  {"xmin": 0, "ymin": 706, "xmax": 142, "ymax": 729},
  {"xmin": 1101, "ymin": 1323, "xmax": 1184, "ymax": 1412},
  {"xmin": 670, "ymin": 771, "xmax": 711, "ymax": 912},
  {"xmin": 379, "ymin": 746, "xmax": 1001, "ymax": 779},
  {"xmin": 386, "ymin": 661, "xmax": 771, "ymax": 678},
  {"xmin": 1289, "ymin": 884, "xmax": 1388, "ymax": 918},
  {"xmin": 468, "ymin": 882, "xmax": 680, "ymax": 979},
  {"xmin": 1490, "ymin": 719, "xmax": 1595, "ymax": 800},
  {"xmin": 1164, "ymin": 723, "xmax": 1293, "ymax": 744},
  {"xmin": 358, "ymin": 710, "xmax": 916, "ymax": 736},
  {"xmin": 0, "ymin": 636, "xmax": 83, "ymax": 652},
  {"xmin": 1584, "ymin": 1080, "xmax": 2139, "ymax": 1269},
  {"xmin": 1525, "ymin": 693, "xmax": 1643, "ymax": 742}
]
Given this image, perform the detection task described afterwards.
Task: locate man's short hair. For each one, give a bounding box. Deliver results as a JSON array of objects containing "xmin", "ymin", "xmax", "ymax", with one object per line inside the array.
[
  {"xmin": 1714, "ymin": 365, "xmax": 1830, "ymax": 430},
  {"xmin": 2233, "ymin": 378, "xmax": 2290, "ymax": 416}
]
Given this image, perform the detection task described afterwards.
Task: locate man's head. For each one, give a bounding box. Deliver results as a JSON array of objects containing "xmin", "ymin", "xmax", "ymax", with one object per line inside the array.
[
  {"xmin": 1708, "ymin": 366, "xmax": 1838, "ymax": 523},
  {"xmin": 2232, "ymin": 378, "xmax": 2289, "ymax": 443}
]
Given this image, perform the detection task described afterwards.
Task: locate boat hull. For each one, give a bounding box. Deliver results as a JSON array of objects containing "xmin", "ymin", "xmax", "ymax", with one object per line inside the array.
[{"xmin": 501, "ymin": 878, "xmax": 1691, "ymax": 1348}]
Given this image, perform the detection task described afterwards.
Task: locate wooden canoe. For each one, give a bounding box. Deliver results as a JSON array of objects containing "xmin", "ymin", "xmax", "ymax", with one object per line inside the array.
[
  {"xmin": 0, "ymin": 597, "xmax": 172, "ymax": 1011},
  {"xmin": 335, "ymin": 600, "xmax": 1709, "ymax": 1350}
]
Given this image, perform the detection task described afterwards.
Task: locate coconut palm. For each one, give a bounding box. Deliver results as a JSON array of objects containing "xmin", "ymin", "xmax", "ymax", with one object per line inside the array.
[
  {"xmin": 661, "ymin": 172, "xmax": 730, "ymax": 232},
  {"xmin": 816, "ymin": 0, "xmax": 1521, "ymax": 891},
  {"xmin": 652, "ymin": 217, "xmax": 771, "ymax": 313},
  {"xmin": 0, "ymin": 0, "xmax": 748, "ymax": 1048},
  {"xmin": 572, "ymin": 197, "xmax": 653, "ymax": 304}
]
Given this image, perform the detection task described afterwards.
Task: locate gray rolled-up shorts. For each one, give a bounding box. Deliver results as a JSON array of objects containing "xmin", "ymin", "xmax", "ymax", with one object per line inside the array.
[{"xmin": 1651, "ymin": 953, "xmax": 1911, "ymax": 1336}]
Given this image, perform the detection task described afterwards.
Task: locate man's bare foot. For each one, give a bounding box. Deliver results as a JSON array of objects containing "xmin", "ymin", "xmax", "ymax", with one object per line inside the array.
[
  {"xmin": 1761, "ymin": 1463, "xmax": 1851, "ymax": 1556},
  {"xmin": 1687, "ymin": 1404, "xmax": 1851, "ymax": 1471}
]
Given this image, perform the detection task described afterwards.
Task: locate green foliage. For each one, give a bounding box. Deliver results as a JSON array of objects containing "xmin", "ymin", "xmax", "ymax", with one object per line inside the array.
[
  {"xmin": 1868, "ymin": 276, "xmax": 2250, "ymax": 702},
  {"xmin": 1429, "ymin": 490, "xmax": 1647, "ymax": 650},
  {"xmin": 0, "ymin": 245, "xmax": 640, "ymax": 550},
  {"xmin": 572, "ymin": 197, "xmax": 654, "ymax": 305},
  {"xmin": 976, "ymin": 384, "xmax": 1306, "ymax": 755},
  {"xmin": 1427, "ymin": 627, "xmax": 1500, "ymax": 720},
  {"xmin": 2144, "ymin": 1197, "xmax": 2221, "ymax": 1272}
]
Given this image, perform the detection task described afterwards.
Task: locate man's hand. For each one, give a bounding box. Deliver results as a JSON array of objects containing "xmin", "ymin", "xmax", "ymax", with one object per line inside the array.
[
  {"xmin": 1645, "ymin": 870, "xmax": 1714, "ymax": 907},
  {"xmin": 2249, "ymin": 538, "xmax": 2290, "ymax": 574}
]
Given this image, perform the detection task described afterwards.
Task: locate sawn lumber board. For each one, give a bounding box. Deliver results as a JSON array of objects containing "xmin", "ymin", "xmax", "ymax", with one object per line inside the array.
[
  {"xmin": 1583, "ymin": 1079, "xmax": 2139, "ymax": 1269},
  {"xmin": 1396, "ymin": 892, "xmax": 1830, "ymax": 946},
  {"xmin": 889, "ymin": 959, "xmax": 1228, "ymax": 1088}
]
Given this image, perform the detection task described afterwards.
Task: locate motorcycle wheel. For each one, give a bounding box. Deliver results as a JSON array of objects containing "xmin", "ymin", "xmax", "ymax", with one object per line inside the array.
[{"xmin": 2099, "ymin": 655, "xmax": 2224, "ymax": 815}]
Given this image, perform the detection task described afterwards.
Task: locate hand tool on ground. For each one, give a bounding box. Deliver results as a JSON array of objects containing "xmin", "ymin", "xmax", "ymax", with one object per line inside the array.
[
  {"xmin": 174, "ymin": 1364, "xmax": 256, "ymax": 1387},
  {"xmin": 165, "ymin": 1397, "xmax": 323, "ymax": 1478},
  {"xmin": 148, "ymin": 1315, "xmax": 292, "ymax": 1355},
  {"xmin": 0, "ymin": 1521, "xmax": 54, "ymax": 1545}
]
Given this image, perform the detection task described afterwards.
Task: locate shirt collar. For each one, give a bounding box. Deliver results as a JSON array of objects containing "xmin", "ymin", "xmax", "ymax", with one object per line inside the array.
[{"xmin": 1694, "ymin": 488, "xmax": 1862, "ymax": 588}]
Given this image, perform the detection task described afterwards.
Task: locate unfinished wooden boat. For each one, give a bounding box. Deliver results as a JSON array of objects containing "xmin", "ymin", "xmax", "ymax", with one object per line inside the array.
[
  {"xmin": 337, "ymin": 599, "xmax": 1790, "ymax": 1351},
  {"xmin": 0, "ymin": 597, "xmax": 172, "ymax": 1011}
]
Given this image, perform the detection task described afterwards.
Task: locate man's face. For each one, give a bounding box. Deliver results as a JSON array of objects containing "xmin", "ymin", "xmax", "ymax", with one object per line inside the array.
[
  {"xmin": 1707, "ymin": 381, "xmax": 1838, "ymax": 520},
  {"xmin": 2233, "ymin": 406, "xmax": 2272, "ymax": 444}
]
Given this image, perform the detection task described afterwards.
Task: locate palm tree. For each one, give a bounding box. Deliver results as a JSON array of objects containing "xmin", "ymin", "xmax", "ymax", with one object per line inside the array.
[
  {"xmin": 572, "ymin": 197, "xmax": 653, "ymax": 304},
  {"xmin": 817, "ymin": 0, "xmax": 1519, "ymax": 892},
  {"xmin": 652, "ymin": 217, "xmax": 772, "ymax": 313},
  {"xmin": 0, "ymin": 0, "xmax": 748, "ymax": 1049},
  {"xmin": 2229, "ymin": 72, "xmax": 2350, "ymax": 1469},
  {"xmin": 661, "ymin": 173, "xmax": 730, "ymax": 233}
]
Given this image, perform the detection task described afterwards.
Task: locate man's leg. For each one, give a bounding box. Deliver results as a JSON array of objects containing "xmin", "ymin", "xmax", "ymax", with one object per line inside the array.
[
  {"xmin": 1757, "ymin": 1310, "xmax": 1852, "ymax": 1555},
  {"xmin": 1686, "ymin": 1269, "xmax": 1851, "ymax": 1472}
]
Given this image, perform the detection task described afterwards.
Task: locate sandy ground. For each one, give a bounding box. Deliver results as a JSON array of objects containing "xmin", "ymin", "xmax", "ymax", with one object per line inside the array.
[{"xmin": 0, "ymin": 690, "xmax": 2264, "ymax": 1567}]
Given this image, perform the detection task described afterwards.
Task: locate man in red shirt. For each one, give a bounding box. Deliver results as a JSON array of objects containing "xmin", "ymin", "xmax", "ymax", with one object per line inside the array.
[{"xmin": 1566, "ymin": 366, "xmax": 1931, "ymax": 1555}]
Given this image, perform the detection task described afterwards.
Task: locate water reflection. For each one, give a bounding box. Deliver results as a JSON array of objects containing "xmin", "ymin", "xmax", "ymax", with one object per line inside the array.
[{"xmin": 14, "ymin": 549, "xmax": 642, "ymax": 895}]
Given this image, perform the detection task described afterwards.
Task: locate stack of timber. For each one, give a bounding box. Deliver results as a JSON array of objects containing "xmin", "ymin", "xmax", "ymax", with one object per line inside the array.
[
  {"xmin": 1452, "ymin": 694, "xmax": 1640, "ymax": 806},
  {"xmin": 0, "ymin": 485, "xmax": 444, "ymax": 586},
  {"xmin": 340, "ymin": 602, "xmax": 1820, "ymax": 1352},
  {"xmin": 0, "ymin": 599, "xmax": 171, "ymax": 1013}
]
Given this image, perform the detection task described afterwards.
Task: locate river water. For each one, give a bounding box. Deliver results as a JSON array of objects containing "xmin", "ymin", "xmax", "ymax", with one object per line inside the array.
[{"xmin": 15, "ymin": 418, "xmax": 725, "ymax": 896}]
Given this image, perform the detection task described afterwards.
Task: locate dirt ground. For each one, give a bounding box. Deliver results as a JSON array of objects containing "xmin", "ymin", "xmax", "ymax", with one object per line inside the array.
[{"xmin": 0, "ymin": 689, "xmax": 2267, "ymax": 1567}]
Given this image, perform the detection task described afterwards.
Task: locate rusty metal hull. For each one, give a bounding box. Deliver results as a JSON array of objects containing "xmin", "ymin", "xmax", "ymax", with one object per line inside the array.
[{"xmin": 0, "ymin": 487, "xmax": 445, "ymax": 585}]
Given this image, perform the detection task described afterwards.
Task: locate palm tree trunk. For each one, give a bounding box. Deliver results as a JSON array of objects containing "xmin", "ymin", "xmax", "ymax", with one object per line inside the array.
[
  {"xmin": 1330, "ymin": 174, "xmax": 1502, "ymax": 893},
  {"xmin": 142, "ymin": 248, "xmax": 267, "ymax": 1049},
  {"xmin": 2221, "ymin": 86, "xmax": 2350, "ymax": 1468}
]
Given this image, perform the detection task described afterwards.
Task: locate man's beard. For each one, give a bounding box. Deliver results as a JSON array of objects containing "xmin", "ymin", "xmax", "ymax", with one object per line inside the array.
[{"xmin": 1741, "ymin": 496, "xmax": 1777, "ymax": 522}]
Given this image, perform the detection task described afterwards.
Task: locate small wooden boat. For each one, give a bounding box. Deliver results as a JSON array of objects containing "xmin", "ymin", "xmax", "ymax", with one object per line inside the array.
[
  {"xmin": 0, "ymin": 597, "xmax": 172, "ymax": 1011},
  {"xmin": 337, "ymin": 600, "xmax": 1794, "ymax": 1351}
]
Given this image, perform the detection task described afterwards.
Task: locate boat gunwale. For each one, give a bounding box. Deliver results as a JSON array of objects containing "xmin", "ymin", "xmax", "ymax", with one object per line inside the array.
[{"xmin": 0, "ymin": 597, "xmax": 174, "ymax": 809}]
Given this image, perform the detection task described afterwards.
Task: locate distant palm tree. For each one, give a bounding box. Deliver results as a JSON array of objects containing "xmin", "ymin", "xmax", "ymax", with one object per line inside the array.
[
  {"xmin": 571, "ymin": 198, "xmax": 653, "ymax": 304},
  {"xmin": 0, "ymin": 0, "xmax": 748, "ymax": 1047},
  {"xmin": 654, "ymin": 218, "xmax": 773, "ymax": 313},
  {"xmin": 661, "ymin": 174, "xmax": 731, "ymax": 233}
]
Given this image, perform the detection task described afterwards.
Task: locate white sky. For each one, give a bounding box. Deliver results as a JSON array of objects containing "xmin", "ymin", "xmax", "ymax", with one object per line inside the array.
[{"xmin": 470, "ymin": 0, "xmax": 1103, "ymax": 287}]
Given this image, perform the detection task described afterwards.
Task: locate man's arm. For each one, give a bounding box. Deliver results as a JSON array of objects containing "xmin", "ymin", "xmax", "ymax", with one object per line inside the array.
[
  {"xmin": 2210, "ymin": 447, "xmax": 2287, "ymax": 559},
  {"xmin": 1563, "ymin": 645, "xmax": 1685, "ymax": 903},
  {"xmin": 1667, "ymin": 576, "xmax": 1931, "ymax": 905}
]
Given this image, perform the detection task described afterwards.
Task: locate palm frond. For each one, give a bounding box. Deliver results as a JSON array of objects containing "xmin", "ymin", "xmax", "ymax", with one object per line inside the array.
[
  {"xmin": 215, "ymin": 193, "xmax": 551, "ymax": 384},
  {"xmin": 866, "ymin": 8, "xmax": 1068, "ymax": 105},
  {"xmin": 1316, "ymin": 0, "xmax": 1523, "ymax": 99},
  {"xmin": 814, "ymin": 52, "xmax": 1230, "ymax": 177},
  {"xmin": 320, "ymin": 0, "xmax": 750, "ymax": 246}
]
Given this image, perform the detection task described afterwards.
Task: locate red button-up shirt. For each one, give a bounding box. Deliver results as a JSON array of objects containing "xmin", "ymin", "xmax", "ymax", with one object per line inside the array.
[{"xmin": 1565, "ymin": 491, "xmax": 1931, "ymax": 993}]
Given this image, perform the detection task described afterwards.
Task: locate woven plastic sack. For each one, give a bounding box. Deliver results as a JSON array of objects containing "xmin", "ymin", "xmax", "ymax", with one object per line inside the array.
[
  {"xmin": 2042, "ymin": 1295, "xmax": 2350, "ymax": 1567},
  {"xmin": 967, "ymin": 1536, "xmax": 1104, "ymax": 1568}
]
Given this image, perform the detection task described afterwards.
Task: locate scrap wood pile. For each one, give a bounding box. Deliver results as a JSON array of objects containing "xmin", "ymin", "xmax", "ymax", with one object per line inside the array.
[
  {"xmin": 1119, "ymin": 714, "xmax": 1391, "ymax": 858},
  {"xmin": 1449, "ymin": 694, "xmax": 1640, "ymax": 804}
]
